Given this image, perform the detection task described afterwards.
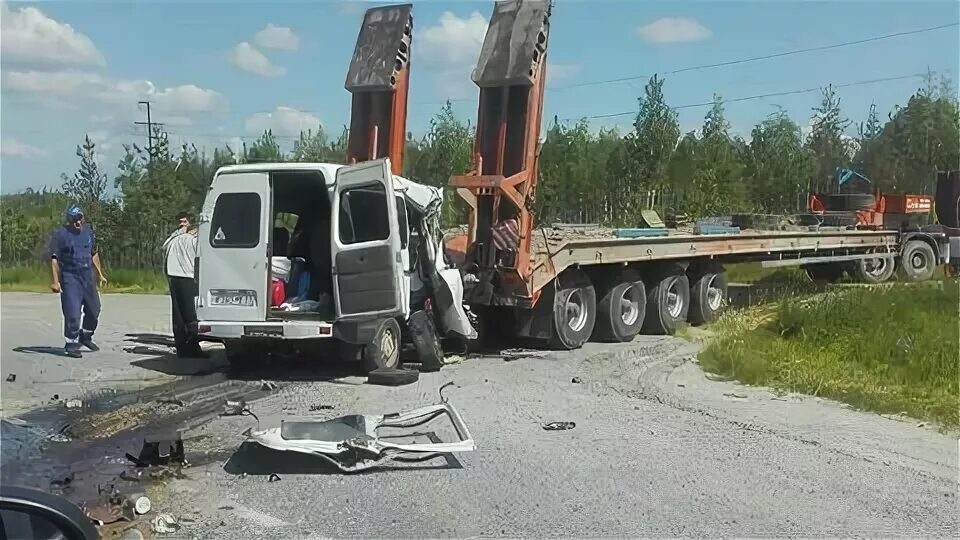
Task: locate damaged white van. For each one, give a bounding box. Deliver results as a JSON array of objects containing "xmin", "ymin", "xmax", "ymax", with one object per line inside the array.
[{"xmin": 195, "ymin": 158, "xmax": 476, "ymax": 372}]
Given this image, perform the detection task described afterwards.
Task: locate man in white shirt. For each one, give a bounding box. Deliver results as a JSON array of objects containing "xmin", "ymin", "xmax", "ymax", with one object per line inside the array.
[{"xmin": 162, "ymin": 213, "xmax": 205, "ymax": 358}]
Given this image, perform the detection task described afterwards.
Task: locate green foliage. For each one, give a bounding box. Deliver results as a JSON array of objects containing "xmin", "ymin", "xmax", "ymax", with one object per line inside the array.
[
  {"xmin": 700, "ymin": 281, "xmax": 960, "ymax": 428},
  {"xmin": 744, "ymin": 110, "xmax": 815, "ymax": 213},
  {"xmin": 806, "ymin": 85, "xmax": 854, "ymax": 194},
  {"xmin": 1, "ymin": 264, "xmax": 167, "ymax": 293}
]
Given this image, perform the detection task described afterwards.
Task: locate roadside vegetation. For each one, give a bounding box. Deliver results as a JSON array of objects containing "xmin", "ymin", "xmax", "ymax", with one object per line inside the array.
[
  {"xmin": 1, "ymin": 265, "xmax": 167, "ymax": 294},
  {"xmin": 699, "ymin": 279, "xmax": 960, "ymax": 428}
]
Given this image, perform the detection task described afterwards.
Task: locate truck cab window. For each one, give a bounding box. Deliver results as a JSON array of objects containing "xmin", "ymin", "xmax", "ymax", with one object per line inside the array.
[{"xmin": 339, "ymin": 183, "xmax": 390, "ymax": 244}]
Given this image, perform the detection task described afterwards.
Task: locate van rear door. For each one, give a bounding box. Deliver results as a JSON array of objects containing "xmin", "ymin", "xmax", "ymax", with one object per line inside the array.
[
  {"xmin": 332, "ymin": 158, "xmax": 404, "ymax": 321},
  {"xmin": 198, "ymin": 171, "xmax": 272, "ymax": 322}
]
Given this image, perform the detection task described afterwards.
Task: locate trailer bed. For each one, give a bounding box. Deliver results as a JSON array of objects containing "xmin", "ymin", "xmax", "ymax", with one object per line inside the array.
[{"xmin": 527, "ymin": 226, "xmax": 899, "ymax": 293}]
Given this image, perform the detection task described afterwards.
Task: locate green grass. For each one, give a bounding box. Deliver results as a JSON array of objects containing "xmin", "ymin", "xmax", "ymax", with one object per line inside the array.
[
  {"xmin": 1, "ymin": 265, "xmax": 168, "ymax": 294},
  {"xmin": 699, "ymin": 280, "xmax": 960, "ymax": 428}
]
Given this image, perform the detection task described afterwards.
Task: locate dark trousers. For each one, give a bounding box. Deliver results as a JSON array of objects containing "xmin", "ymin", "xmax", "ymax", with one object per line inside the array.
[
  {"xmin": 61, "ymin": 271, "xmax": 100, "ymax": 346},
  {"xmin": 168, "ymin": 276, "xmax": 200, "ymax": 355}
]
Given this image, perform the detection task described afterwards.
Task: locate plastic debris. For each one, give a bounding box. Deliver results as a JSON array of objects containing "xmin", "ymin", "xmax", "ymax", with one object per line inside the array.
[
  {"xmin": 571, "ymin": 377, "xmax": 582, "ymax": 384},
  {"xmin": 268, "ymin": 473, "xmax": 281, "ymax": 482},
  {"xmin": 151, "ymin": 514, "xmax": 179, "ymax": 534},
  {"xmin": 541, "ymin": 421, "xmax": 576, "ymax": 431},
  {"xmin": 5, "ymin": 373, "xmax": 15, "ymax": 382}
]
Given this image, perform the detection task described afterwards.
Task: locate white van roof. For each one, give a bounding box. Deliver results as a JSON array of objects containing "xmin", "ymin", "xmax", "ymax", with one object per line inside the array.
[{"xmin": 212, "ymin": 161, "xmax": 443, "ymax": 212}]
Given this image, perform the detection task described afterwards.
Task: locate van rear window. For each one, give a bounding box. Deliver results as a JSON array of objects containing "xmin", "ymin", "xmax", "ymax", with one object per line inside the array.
[{"xmin": 210, "ymin": 192, "xmax": 261, "ymax": 248}]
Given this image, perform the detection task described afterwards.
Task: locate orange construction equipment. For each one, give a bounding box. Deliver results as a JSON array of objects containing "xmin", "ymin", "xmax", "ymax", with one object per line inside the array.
[{"xmin": 448, "ymin": 0, "xmax": 552, "ymax": 306}]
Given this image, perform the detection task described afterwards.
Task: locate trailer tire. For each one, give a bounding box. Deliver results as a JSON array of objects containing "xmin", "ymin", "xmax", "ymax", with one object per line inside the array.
[
  {"xmin": 851, "ymin": 255, "xmax": 895, "ymax": 284},
  {"xmin": 592, "ymin": 269, "xmax": 645, "ymax": 343},
  {"xmin": 688, "ymin": 267, "xmax": 728, "ymax": 326},
  {"xmin": 642, "ymin": 271, "xmax": 690, "ymax": 336},
  {"xmin": 549, "ymin": 269, "xmax": 596, "ymax": 350},
  {"xmin": 803, "ymin": 263, "xmax": 845, "ymax": 285},
  {"xmin": 355, "ymin": 318, "xmax": 402, "ymax": 373},
  {"xmin": 897, "ymin": 239, "xmax": 937, "ymax": 282}
]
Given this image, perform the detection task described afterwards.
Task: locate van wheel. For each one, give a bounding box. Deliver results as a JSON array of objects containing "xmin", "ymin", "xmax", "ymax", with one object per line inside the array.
[
  {"xmin": 642, "ymin": 269, "xmax": 690, "ymax": 336},
  {"xmin": 689, "ymin": 266, "xmax": 728, "ymax": 326},
  {"xmin": 592, "ymin": 269, "xmax": 645, "ymax": 343},
  {"xmin": 361, "ymin": 318, "xmax": 402, "ymax": 373},
  {"xmin": 897, "ymin": 240, "xmax": 936, "ymax": 282},
  {"xmin": 549, "ymin": 269, "xmax": 596, "ymax": 350}
]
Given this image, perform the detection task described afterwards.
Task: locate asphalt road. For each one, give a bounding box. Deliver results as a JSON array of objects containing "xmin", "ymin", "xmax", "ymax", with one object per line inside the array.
[{"xmin": 1, "ymin": 292, "xmax": 957, "ymax": 538}]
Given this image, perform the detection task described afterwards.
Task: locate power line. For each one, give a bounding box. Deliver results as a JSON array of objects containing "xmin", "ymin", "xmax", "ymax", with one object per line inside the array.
[
  {"xmin": 560, "ymin": 72, "xmax": 927, "ymax": 122},
  {"xmin": 415, "ymin": 21, "xmax": 958, "ymax": 105}
]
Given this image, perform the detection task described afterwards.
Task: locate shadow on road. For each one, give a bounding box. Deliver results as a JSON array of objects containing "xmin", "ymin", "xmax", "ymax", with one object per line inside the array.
[
  {"xmin": 223, "ymin": 441, "xmax": 461, "ymax": 476},
  {"xmin": 11, "ymin": 346, "xmax": 68, "ymax": 357},
  {"xmin": 131, "ymin": 355, "xmax": 228, "ymax": 377}
]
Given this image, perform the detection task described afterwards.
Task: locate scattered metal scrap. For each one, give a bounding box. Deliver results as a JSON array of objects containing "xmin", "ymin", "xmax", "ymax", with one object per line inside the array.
[
  {"xmin": 542, "ymin": 421, "xmax": 576, "ymax": 431},
  {"xmin": 245, "ymin": 401, "xmax": 476, "ymax": 473},
  {"xmin": 126, "ymin": 433, "xmax": 186, "ymax": 467}
]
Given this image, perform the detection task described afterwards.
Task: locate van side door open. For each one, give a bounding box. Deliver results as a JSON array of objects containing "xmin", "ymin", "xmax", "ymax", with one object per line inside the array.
[
  {"xmin": 198, "ymin": 171, "xmax": 272, "ymax": 322},
  {"xmin": 332, "ymin": 158, "xmax": 405, "ymax": 321}
]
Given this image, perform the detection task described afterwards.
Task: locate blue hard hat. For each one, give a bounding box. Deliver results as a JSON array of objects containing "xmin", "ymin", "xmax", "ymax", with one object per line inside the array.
[{"xmin": 66, "ymin": 206, "xmax": 83, "ymax": 219}]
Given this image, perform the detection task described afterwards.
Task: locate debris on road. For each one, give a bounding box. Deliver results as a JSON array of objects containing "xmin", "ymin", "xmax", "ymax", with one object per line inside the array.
[
  {"xmin": 366, "ymin": 367, "xmax": 419, "ymax": 386},
  {"xmin": 723, "ymin": 392, "xmax": 749, "ymax": 400},
  {"xmin": 501, "ymin": 348, "xmax": 549, "ymax": 361},
  {"xmin": 245, "ymin": 401, "xmax": 475, "ymax": 473},
  {"xmin": 309, "ymin": 404, "xmax": 334, "ymax": 411},
  {"xmin": 268, "ymin": 473, "xmax": 281, "ymax": 482},
  {"xmin": 571, "ymin": 376, "xmax": 583, "ymax": 384},
  {"xmin": 260, "ymin": 380, "xmax": 278, "ymax": 391},
  {"xmin": 542, "ymin": 421, "xmax": 576, "ymax": 431},
  {"xmin": 65, "ymin": 398, "xmax": 83, "ymax": 409},
  {"xmin": 157, "ymin": 398, "xmax": 185, "ymax": 407},
  {"xmin": 126, "ymin": 433, "xmax": 186, "ymax": 467},
  {"xmin": 150, "ymin": 513, "xmax": 180, "ymax": 534},
  {"xmin": 5, "ymin": 373, "xmax": 15, "ymax": 382},
  {"xmin": 222, "ymin": 399, "xmax": 259, "ymax": 422}
]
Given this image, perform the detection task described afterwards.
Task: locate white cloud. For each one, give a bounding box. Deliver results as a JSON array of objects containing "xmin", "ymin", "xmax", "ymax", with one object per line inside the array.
[
  {"xmin": 2, "ymin": 70, "xmax": 226, "ymax": 115},
  {"xmin": 636, "ymin": 17, "xmax": 712, "ymax": 44},
  {"xmin": 418, "ymin": 11, "xmax": 488, "ymax": 98},
  {"xmin": 254, "ymin": 23, "xmax": 300, "ymax": 51},
  {"xmin": 229, "ymin": 42, "xmax": 286, "ymax": 77},
  {"xmin": 245, "ymin": 107, "xmax": 321, "ymax": 137},
  {"xmin": 547, "ymin": 63, "xmax": 581, "ymax": 85},
  {"xmin": 0, "ymin": 1, "xmax": 106, "ymax": 67},
  {"xmin": 1, "ymin": 137, "xmax": 48, "ymax": 160}
]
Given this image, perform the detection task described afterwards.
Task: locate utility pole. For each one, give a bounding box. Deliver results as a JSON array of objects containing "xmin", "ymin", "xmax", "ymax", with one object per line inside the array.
[{"xmin": 134, "ymin": 101, "xmax": 163, "ymax": 157}]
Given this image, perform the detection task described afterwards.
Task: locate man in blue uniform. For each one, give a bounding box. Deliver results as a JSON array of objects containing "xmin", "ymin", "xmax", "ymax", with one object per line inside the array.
[{"xmin": 49, "ymin": 206, "xmax": 108, "ymax": 358}]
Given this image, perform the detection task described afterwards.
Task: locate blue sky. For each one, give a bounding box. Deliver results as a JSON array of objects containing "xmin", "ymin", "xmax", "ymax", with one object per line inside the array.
[{"xmin": 1, "ymin": 0, "xmax": 958, "ymax": 194}]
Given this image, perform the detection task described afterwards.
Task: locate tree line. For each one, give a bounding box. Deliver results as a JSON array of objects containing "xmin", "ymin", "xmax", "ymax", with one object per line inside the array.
[{"xmin": 1, "ymin": 73, "xmax": 957, "ymax": 270}]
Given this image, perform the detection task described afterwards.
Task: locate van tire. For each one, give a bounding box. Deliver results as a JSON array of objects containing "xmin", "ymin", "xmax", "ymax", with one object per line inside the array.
[{"xmin": 361, "ymin": 318, "xmax": 402, "ymax": 373}]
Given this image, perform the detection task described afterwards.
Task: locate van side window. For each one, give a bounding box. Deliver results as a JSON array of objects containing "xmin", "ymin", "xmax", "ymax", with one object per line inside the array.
[
  {"xmin": 339, "ymin": 183, "xmax": 390, "ymax": 244},
  {"xmin": 210, "ymin": 192, "xmax": 261, "ymax": 248}
]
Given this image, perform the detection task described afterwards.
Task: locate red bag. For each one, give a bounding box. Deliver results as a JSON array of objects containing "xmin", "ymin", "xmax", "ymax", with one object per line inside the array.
[{"xmin": 271, "ymin": 279, "xmax": 285, "ymax": 307}]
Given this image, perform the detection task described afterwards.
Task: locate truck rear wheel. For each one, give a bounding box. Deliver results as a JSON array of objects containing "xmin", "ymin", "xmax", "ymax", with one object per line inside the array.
[
  {"xmin": 549, "ymin": 269, "xmax": 596, "ymax": 350},
  {"xmin": 592, "ymin": 269, "xmax": 645, "ymax": 342},
  {"xmin": 851, "ymin": 255, "xmax": 895, "ymax": 284},
  {"xmin": 642, "ymin": 270, "xmax": 690, "ymax": 336},
  {"xmin": 688, "ymin": 267, "xmax": 728, "ymax": 326},
  {"xmin": 897, "ymin": 239, "xmax": 936, "ymax": 282}
]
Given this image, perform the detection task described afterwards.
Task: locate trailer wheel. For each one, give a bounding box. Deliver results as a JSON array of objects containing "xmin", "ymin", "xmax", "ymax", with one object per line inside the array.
[
  {"xmin": 592, "ymin": 269, "xmax": 646, "ymax": 343},
  {"xmin": 642, "ymin": 270, "xmax": 690, "ymax": 336},
  {"xmin": 347, "ymin": 318, "xmax": 401, "ymax": 373},
  {"xmin": 851, "ymin": 255, "xmax": 895, "ymax": 284},
  {"xmin": 803, "ymin": 263, "xmax": 845, "ymax": 285},
  {"xmin": 689, "ymin": 267, "xmax": 728, "ymax": 326},
  {"xmin": 549, "ymin": 269, "xmax": 596, "ymax": 350},
  {"xmin": 897, "ymin": 239, "xmax": 937, "ymax": 282}
]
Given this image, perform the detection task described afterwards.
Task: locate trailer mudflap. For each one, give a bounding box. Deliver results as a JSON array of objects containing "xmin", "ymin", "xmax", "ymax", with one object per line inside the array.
[{"xmin": 245, "ymin": 402, "xmax": 475, "ymax": 473}]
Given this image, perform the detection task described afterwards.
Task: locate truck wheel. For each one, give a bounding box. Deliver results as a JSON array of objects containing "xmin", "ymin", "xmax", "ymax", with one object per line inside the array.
[
  {"xmin": 851, "ymin": 255, "xmax": 895, "ymax": 284},
  {"xmin": 897, "ymin": 240, "xmax": 937, "ymax": 282},
  {"xmin": 803, "ymin": 263, "xmax": 845, "ymax": 285},
  {"xmin": 360, "ymin": 318, "xmax": 402, "ymax": 373},
  {"xmin": 549, "ymin": 269, "xmax": 596, "ymax": 350},
  {"xmin": 592, "ymin": 269, "xmax": 645, "ymax": 342},
  {"xmin": 688, "ymin": 267, "xmax": 728, "ymax": 326},
  {"xmin": 642, "ymin": 271, "xmax": 690, "ymax": 335},
  {"xmin": 408, "ymin": 310, "xmax": 444, "ymax": 372}
]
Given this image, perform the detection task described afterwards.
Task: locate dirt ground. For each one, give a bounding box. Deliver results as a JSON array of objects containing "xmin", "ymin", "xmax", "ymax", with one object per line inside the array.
[{"xmin": 0, "ymin": 292, "xmax": 956, "ymax": 538}]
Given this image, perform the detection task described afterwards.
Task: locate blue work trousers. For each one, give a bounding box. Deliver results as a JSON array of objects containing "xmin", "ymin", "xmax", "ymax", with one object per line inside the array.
[{"xmin": 61, "ymin": 270, "xmax": 100, "ymax": 345}]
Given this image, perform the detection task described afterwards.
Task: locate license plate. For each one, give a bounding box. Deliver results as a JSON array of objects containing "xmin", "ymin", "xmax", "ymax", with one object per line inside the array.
[{"xmin": 210, "ymin": 290, "xmax": 256, "ymax": 307}]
